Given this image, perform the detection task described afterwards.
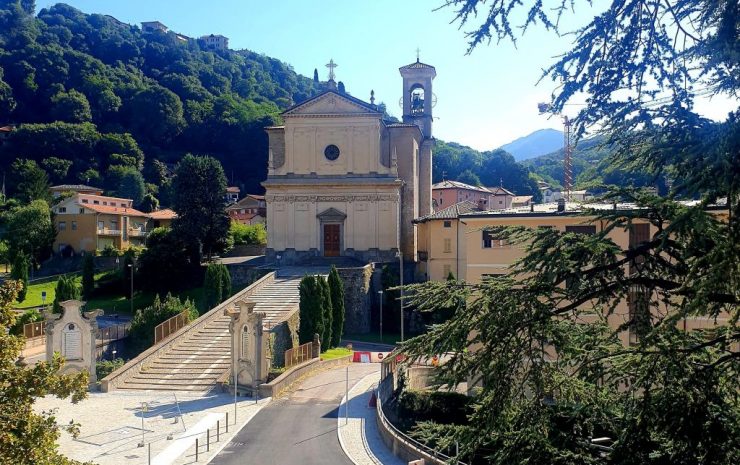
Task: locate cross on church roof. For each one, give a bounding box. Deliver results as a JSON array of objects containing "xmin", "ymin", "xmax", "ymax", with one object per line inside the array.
[{"xmin": 326, "ymin": 59, "xmax": 338, "ymax": 81}]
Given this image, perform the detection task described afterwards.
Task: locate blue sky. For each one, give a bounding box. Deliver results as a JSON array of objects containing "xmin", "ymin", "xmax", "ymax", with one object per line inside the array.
[{"xmin": 36, "ymin": 0, "xmax": 735, "ymax": 150}]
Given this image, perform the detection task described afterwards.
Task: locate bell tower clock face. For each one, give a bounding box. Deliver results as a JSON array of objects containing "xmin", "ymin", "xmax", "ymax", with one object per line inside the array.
[{"xmin": 324, "ymin": 144, "xmax": 340, "ymax": 161}]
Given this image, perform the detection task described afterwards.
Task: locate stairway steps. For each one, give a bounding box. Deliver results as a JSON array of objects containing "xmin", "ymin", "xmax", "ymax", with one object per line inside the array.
[{"xmin": 115, "ymin": 275, "xmax": 303, "ymax": 391}]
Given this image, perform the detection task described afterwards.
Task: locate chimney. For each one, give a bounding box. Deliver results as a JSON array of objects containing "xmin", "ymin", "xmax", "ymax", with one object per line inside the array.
[{"xmin": 557, "ymin": 198, "xmax": 566, "ymax": 213}]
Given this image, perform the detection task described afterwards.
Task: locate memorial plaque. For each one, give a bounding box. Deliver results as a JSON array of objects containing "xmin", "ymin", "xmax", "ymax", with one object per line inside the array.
[{"xmin": 62, "ymin": 323, "xmax": 82, "ymax": 360}]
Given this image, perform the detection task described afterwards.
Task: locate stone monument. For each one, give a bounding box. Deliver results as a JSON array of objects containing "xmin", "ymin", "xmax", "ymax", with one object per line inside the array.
[
  {"xmin": 45, "ymin": 300, "xmax": 101, "ymax": 384},
  {"xmin": 224, "ymin": 300, "xmax": 269, "ymax": 390}
]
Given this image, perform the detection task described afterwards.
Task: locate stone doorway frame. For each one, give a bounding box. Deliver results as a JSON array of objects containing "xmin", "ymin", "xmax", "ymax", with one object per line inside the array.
[{"xmin": 316, "ymin": 208, "xmax": 346, "ymax": 257}]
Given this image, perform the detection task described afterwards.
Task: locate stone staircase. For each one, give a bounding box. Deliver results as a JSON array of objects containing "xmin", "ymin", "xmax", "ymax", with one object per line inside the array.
[{"xmin": 102, "ymin": 272, "xmax": 302, "ymax": 392}]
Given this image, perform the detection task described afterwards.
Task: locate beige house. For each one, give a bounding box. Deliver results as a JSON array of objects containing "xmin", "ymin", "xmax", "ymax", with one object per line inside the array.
[
  {"xmin": 148, "ymin": 208, "xmax": 177, "ymax": 229},
  {"xmin": 200, "ymin": 34, "xmax": 229, "ymax": 50},
  {"xmin": 416, "ymin": 200, "xmax": 731, "ymax": 346},
  {"xmin": 227, "ymin": 194, "xmax": 266, "ymax": 225},
  {"xmin": 488, "ymin": 186, "xmax": 515, "ymax": 210},
  {"xmin": 52, "ymin": 194, "xmax": 149, "ymax": 253},
  {"xmin": 263, "ymin": 59, "xmax": 436, "ymax": 264}
]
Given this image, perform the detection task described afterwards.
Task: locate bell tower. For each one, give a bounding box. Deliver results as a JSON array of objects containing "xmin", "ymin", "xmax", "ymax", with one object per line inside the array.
[{"xmin": 399, "ymin": 53, "xmax": 436, "ymax": 139}]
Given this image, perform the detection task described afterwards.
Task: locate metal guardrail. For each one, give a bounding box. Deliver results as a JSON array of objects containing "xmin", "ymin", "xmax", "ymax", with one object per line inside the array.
[
  {"xmin": 284, "ymin": 341, "xmax": 313, "ymax": 369},
  {"xmin": 23, "ymin": 321, "xmax": 45, "ymax": 339},
  {"xmin": 154, "ymin": 310, "xmax": 190, "ymax": 344}
]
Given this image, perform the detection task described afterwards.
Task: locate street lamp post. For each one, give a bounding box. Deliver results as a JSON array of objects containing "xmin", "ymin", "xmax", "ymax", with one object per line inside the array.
[
  {"xmin": 127, "ymin": 263, "xmax": 133, "ymax": 314},
  {"xmin": 378, "ymin": 290, "xmax": 383, "ymax": 343}
]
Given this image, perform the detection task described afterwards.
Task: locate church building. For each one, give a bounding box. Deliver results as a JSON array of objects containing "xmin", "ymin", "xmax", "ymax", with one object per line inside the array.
[{"xmin": 263, "ymin": 59, "xmax": 436, "ymax": 265}]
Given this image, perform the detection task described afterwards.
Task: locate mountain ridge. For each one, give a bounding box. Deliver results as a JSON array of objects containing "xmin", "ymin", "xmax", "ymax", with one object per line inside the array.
[{"xmin": 499, "ymin": 128, "xmax": 564, "ymax": 161}]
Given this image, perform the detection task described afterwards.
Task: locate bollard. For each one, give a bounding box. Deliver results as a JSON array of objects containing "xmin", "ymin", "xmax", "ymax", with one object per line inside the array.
[
  {"xmin": 207, "ymin": 429, "xmax": 210, "ymax": 452},
  {"xmin": 148, "ymin": 443, "xmax": 151, "ymax": 465},
  {"xmin": 195, "ymin": 438, "xmax": 199, "ymax": 462},
  {"xmin": 226, "ymin": 412, "xmax": 229, "ymax": 432},
  {"xmin": 217, "ymin": 420, "xmax": 220, "ymax": 442}
]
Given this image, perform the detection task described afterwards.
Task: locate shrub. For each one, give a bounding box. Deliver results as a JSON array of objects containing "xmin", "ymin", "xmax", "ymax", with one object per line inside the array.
[
  {"xmin": 99, "ymin": 244, "xmax": 122, "ymax": 257},
  {"xmin": 396, "ymin": 389, "xmax": 473, "ymax": 431},
  {"xmin": 229, "ymin": 222, "xmax": 267, "ymax": 246},
  {"xmin": 96, "ymin": 358, "xmax": 125, "ymax": 380},
  {"xmin": 127, "ymin": 294, "xmax": 197, "ymax": 355}
]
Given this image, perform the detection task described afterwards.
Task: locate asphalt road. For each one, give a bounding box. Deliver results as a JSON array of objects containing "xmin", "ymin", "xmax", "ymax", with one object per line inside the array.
[{"xmin": 210, "ymin": 362, "xmax": 380, "ymax": 465}]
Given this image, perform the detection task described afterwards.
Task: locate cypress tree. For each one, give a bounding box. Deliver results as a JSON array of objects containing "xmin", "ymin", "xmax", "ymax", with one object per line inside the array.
[
  {"xmin": 313, "ymin": 68, "xmax": 319, "ymax": 83},
  {"xmin": 318, "ymin": 275, "xmax": 332, "ymax": 348},
  {"xmin": 219, "ymin": 264, "xmax": 232, "ymax": 302},
  {"xmin": 10, "ymin": 253, "xmax": 29, "ymax": 302},
  {"xmin": 82, "ymin": 254, "xmax": 95, "ymax": 299},
  {"xmin": 328, "ymin": 266, "xmax": 345, "ymax": 348},
  {"xmin": 298, "ymin": 275, "xmax": 322, "ymax": 344},
  {"xmin": 204, "ymin": 263, "xmax": 223, "ymax": 308},
  {"xmin": 52, "ymin": 275, "xmax": 80, "ymax": 313}
]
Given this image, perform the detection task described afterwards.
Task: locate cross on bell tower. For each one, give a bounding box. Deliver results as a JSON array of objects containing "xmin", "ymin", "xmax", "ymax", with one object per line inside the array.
[{"xmin": 326, "ymin": 59, "xmax": 338, "ymax": 82}]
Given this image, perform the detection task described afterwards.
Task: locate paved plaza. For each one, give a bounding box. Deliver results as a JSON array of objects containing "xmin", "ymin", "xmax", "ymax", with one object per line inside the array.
[{"xmin": 34, "ymin": 390, "xmax": 268, "ymax": 465}]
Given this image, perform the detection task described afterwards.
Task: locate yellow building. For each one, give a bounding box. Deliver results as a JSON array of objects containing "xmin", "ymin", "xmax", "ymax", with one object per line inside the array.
[
  {"xmin": 52, "ymin": 193, "xmax": 150, "ymax": 253},
  {"xmin": 416, "ymin": 199, "xmax": 731, "ymax": 346}
]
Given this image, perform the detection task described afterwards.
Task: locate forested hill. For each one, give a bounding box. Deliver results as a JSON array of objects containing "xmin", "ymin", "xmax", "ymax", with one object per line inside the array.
[
  {"xmin": 0, "ymin": 1, "xmax": 323, "ymax": 203},
  {"xmin": 522, "ymin": 136, "xmax": 669, "ymax": 194},
  {"xmin": 432, "ymin": 140, "xmax": 541, "ymax": 200}
]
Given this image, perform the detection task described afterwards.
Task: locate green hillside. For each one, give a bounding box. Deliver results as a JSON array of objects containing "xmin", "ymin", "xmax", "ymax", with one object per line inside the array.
[
  {"xmin": 0, "ymin": 1, "xmax": 323, "ymax": 202},
  {"xmin": 522, "ymin": 136, "xmax": 669, "ymax": 194}
]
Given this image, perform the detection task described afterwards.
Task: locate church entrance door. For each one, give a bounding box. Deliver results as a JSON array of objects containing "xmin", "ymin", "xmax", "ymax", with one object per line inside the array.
[{"xmin": 323, "ymin": 224, "xmax": 341, "ymax": 257}]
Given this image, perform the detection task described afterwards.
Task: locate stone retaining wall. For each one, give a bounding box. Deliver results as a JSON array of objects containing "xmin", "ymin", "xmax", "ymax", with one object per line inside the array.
[
  {"xmin": 376, "ymin": 375, "xmax": 446, "ymax": 465},
  {"xmin": 100, "ymin": 271, "xmax": 277, "ymax": 392},
  {"xmin": 338, "ymin": 265, "xmax": 373, "ymax": 334},
  {"xmin": 257, "ymin": 354, "xmax": 353, "ymax": 398}
]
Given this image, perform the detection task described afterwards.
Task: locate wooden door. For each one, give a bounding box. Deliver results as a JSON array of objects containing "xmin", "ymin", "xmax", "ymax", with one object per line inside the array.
[{"xmin": 323, "ymin": 224, "xmax": 340, "ymax": 257}]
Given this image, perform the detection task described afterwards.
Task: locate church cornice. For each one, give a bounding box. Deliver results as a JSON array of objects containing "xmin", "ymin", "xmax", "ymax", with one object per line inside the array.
[
  {"xmin": 266, "ymin": 193, "xmax": 399, "ymax": 203},
  {"xmin": 283, "ymin": 113, "xmax": 380, "ymax": 119}
]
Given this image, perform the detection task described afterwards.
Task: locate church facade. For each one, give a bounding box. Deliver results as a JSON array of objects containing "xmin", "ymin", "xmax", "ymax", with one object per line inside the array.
[{"xmin": 263, "ymin": 59, "xmax": 436, "ymax": 265}]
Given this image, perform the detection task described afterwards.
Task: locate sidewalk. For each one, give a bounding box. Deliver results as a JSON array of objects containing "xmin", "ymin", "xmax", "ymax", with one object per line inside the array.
[
  {"xmin": 35, "ymin": 390, "xmax": 269, "ymax": 465},
  {"xmin": 338, "ymin": 373, "xmax": 405, "ymax": 465}
]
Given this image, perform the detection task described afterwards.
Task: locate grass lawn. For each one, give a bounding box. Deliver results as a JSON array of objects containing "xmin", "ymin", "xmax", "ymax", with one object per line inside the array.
[
  {"xmin": 343, "ymin": 332, "xmax": 402, "ymax": 346},
  {"xmin": 320, "ymin": 347, "xmax": 353, "ymax": 360},
  {"xmin": 15, "ymin": 272, "xmax": 209, "ymax": 317},
  {"xmin": 14, "ymin": 272, "xmax": 108, "ymax": 309}
]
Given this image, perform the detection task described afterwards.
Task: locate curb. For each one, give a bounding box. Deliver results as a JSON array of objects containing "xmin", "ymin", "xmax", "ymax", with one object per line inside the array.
[{"xmin": 337, "ymin": 373, "xmax": 383, "ymax": 465}]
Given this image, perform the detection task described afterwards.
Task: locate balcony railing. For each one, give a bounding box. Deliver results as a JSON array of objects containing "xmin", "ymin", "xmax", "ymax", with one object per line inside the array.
[
  {"xmin": 97, "ymin": 228, "xmax": 122, "ymax": 236},
  {"xmin": 128, "ymin": 228, "xmax": 147, "ymax": 237}
]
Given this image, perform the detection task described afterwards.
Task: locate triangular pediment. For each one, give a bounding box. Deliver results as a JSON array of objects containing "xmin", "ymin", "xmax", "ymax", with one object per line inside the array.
[
  {"xmin": 283, "ymin": 91, "xmax": 381, "ymax": 116},
  {"xmin": 317, "ymin": 207, "xmax": 347, "ymax": 222}
]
